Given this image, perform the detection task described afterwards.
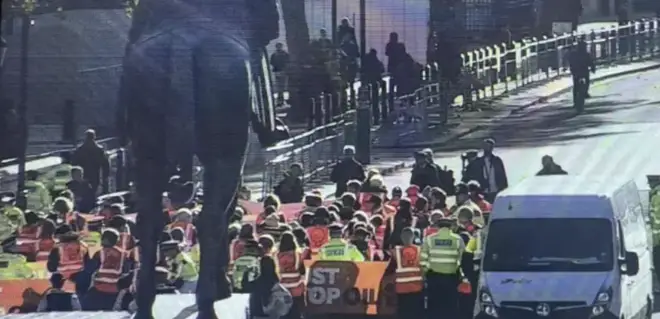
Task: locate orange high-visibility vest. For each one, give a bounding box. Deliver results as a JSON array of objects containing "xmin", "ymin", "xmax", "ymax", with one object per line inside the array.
[
  {"xmin": 168, "ymin": 221, "xmax": 195, "ymax": 246},
  {"xmin": 393, "ymin": 245, "xmax": 424, "ymax": 294},
  {"xmin": 58, "ymin": 241, "xmax": 87, "ymax": 279},
  {"xmin": 36, "ymin": 238, "xmax": 56, "ymax": 261},
  {"xmin": 15, "ymin": 225, "xmax": 42, "ymax": 254},
  {"xmin": 93, "ymin": 246, "xmax": 125, "ymax": 293},
  {"xmin": 276, "ymin": 251, "xmax": 304, "ymax": 297},
  {"xmin": 306, "ymin": 226, "xmax": 329, "ymax": 255}
]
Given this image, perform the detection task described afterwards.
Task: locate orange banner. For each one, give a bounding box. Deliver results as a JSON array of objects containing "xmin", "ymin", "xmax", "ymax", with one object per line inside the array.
[{"xmin": 304, "ymin": 261, "xmax": 397, "ymax": 315}]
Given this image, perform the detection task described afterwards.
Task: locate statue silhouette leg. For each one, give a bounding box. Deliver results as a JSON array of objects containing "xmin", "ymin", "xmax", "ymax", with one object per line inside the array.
[
  {"xmin": 123, "ymin": 29, "xmax": 197, "ymax": 318},
  {"xmin": 193, "ymin": 35, "xmax": 251, "ymax": 318}
]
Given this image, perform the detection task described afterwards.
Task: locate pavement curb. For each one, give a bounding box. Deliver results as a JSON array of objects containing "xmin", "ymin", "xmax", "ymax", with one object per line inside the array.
[
  {"xmin": 376, "ymin": 60, "xmax": 660, "ymax": 150},
  {"xmin": 509, "ymin": 62, "xmax": 660, "ymax": 115}
]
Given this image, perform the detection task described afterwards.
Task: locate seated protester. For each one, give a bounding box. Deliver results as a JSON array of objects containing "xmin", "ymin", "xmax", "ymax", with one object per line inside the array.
[
  {"xmin": 168, "ymin": 208, "xmax": 197, "ymax": 247},
  {"xmin": 299, "ymin": 212, "xmax": 314, "ymax": 228},
  {"xmin": 413, "ymin": 196, "xmax": 428, "ymax": 215},
  {"xmin": 260, "ymin": 213, "xmax": 284, "ymax": 241},
  {"xmin": 37, "ymin": 273, "xmax": 82, "ymax": 312},
  {"xmin": 429, "ymin": 187, "xmax": 450, "ymax": 215},
  {"xmin": 52, "ymin": 197, "xmax": 87, "ymax": 234},
  {"xmin": 353, "ymin": 211, "xmax": 368, "ymax": 223},
  {"xmin": 292, "ymin": 227, "xmax": 309, "ymax": 256},
  {"xmin": 238, "ymin": 184, "xmax": 253, "ymax": 201},
  {"xmin": 297, "ymin": 193, "xmax": 323, "ymax": 218},
  {"xmin": 258, "ymin": 234, "xmax": 276, "ymax": 256},
  {"xmin": 421, "ymin": 185, "xmax": 433, "ymax": 200},
  {"xmin": 57, "ymin": 190, "xmax": 75, "ymax": 203},
  {"xmin": 405, "ymin": 185, "xmax": 421, "ymax": 207},
  {"xmin": 363, "ymin": 194, "xmax": 387, "ymax": 216},
  {"xmin": 329, "ymin": 211, "xmax": 341, "ymax": 224},
  {"xmin": 467, "ymin": 181, "xmax": 492, "ymax": 214},
  {"xmin": 339, "ymin": 193, "xmax": 357, "ymax": 221},
  {"xmin": 106, "ymin": 215, "xmax": 135, "ymax": 252},
  {"xmin": 346, "ymin": 180, "xmax": 363, "ymax": 205},
  {"xmin": 389, "ymin": 186, "xmax": 403, "ymax": 208},
  {"xmin": 232, "ymin": 239, "xmax": 263, "ymax": 293},
  {"xmin": 47, "ymin": 225, "xmax": 90, "ymax": 290},
  {"xmin": 160, "ymin": 239, "xmax": 199, "ymax": 293},
  {"xmin": 13, "ymin": 288, "xmax": 42, "ymax": 314},
  {"xmin": 257, "ymin": 205, "xmax": 279, "ymax": 231},
  {"xmin": 370, "ymin": 215, "xmax": 386, "ymax": 249},
  {"xmin": 83, "ymin": 229, "xmax": 130, "ymax": 311},
  {"xmin": 229, "ymin": 207, "xmax": 245, "ymax": 231}
]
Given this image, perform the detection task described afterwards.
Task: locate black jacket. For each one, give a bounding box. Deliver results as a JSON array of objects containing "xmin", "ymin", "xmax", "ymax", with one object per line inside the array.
[
  {"xmin": 273, "ymin": 176, "xmax": 304, "ymax": 204},
  {"xmin": 465, "ymin": 155, "xmax": 508, "ymax": 193},
  {"xmin": 410, "ymin": 163, "xmax": 442, "ymax": 191},
  {"xmin": 330, "ymin": 158, "xmax": 366, "ymax": 197},
  {"xmin": 537, "ymin": 165, "xmax": 568, "ymax": 176}
]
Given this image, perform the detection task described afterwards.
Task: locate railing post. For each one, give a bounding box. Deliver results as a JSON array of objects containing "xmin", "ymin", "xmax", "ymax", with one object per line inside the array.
[{"xmin": 355, "ymin": 86, "xmax": 371, "ymax": 165}]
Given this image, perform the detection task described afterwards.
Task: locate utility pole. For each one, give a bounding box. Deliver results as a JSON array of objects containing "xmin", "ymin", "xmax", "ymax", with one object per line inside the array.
[
  {"xmin": 359, "ymin": 0, "xmax": 366, "ymax": 57},
  {"xmin": 16, "ymin": 14, "xmax": 30, "ymax": 197},
  {"xmin": 331, "ymin": 0, "xmax": 337, "ymax": 44}
]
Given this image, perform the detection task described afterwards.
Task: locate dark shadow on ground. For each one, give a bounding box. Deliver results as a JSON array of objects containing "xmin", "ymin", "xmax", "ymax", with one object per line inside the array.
[{"xmin": 431, "ymin": 94, "xmax": 658, "ymax": 152}]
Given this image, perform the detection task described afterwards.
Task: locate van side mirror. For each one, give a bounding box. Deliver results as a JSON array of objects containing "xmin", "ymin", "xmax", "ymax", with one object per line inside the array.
[{"xmin": 622, "ymin": 251, "xmax": 639, "ymax": 276}]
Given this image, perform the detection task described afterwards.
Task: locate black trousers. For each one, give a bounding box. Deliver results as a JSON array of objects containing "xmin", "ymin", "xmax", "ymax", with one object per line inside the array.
[
  {"xmin": 397, "ymin": 292, "xmax": 425, "ymax": 319},
  {"xmin": 427, "ymin": 272, "xmax": 459, "ymax": 319}
]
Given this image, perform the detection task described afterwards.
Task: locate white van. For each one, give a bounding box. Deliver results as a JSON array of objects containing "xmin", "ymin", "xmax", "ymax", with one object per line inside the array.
[{"xmin": 475, "ymin": 176, "xmax": 653, "ymax": 319}]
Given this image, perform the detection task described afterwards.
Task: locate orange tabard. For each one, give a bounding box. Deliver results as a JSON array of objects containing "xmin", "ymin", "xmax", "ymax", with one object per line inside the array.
[
  {"xmin": 93, "ymin": 246, "xmax": 125, "ymax": 293},
  {"xmin": 392, "ymin": 245, "xmax": 424, "ymax": 294},
  {"xmin": 306, "ymin": 226, "xmax": 329, "ymax": 255},
  {"xmin": 58, "ymin": 241, "xmax": 88, "ymax": 279},
  {"xmin": 276, "ymin": 251, "xmax": 304, "ymax": 297}
]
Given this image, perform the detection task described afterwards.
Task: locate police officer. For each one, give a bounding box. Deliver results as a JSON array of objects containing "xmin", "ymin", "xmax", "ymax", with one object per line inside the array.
[
  {"xmin": 318, "ymin": 223, "xmax": 365, "ymax": 261},
  {"xmin": 421, "ymin": 217, "xmax": 465, "ymax": 319},
  {"xmin": 388, "ymin": 227, "xmax": 424, "ymax": 319},
  {"xmin": 231, "ymin": 239, "xmax": 262, "ymax": 293},
  {"xmin": 24, "ymin": 170, "xmax": 51, "ymax": 214}
]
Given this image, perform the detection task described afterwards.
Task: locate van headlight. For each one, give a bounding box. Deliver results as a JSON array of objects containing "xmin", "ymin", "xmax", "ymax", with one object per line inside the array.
[
  {"xmin": 480, "ymin": 289, "xmax": 498, "ymax": 318},
  {"xmin": 591, "ymin": 288, "xmax": 611, "ymax": 318}
]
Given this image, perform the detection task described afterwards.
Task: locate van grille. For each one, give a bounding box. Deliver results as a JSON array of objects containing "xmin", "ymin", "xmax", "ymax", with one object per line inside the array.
[{"xmin": 499, "ymin": 301, "xmax": 590, "ymax": 319}]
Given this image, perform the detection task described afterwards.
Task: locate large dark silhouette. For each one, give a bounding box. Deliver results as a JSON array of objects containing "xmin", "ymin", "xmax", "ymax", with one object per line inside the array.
[{"xmin": 118, "ymin": 0, "xmax": 281, "ymax": 318}]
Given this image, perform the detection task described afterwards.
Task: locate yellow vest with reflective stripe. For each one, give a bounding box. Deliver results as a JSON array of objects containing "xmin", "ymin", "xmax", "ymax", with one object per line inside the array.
[
  {"xmin": 421, "ymin": 228, "xmax": 462, "ymax": 274},
  {"xmin": 232, "ymin": 255, "xmax": 260, "ymax": 290}
]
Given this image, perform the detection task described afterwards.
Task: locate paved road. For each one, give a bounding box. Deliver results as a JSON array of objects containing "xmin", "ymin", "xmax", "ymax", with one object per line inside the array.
[{"xmin": 5, "ymin": 71, "xmax": 660, "ymax": 319}]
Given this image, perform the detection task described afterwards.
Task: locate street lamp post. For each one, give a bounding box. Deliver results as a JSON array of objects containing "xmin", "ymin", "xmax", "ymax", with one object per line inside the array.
[
  {"xmin": 16, "ymin": 14, "xmax": 30, "ymax": 197},
  {"xmin": 359, "ymin": 0, "xmax": 366, "ymax": 57}
]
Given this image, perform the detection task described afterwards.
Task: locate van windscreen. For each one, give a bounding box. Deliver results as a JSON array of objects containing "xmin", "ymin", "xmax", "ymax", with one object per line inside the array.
[{"xmin": 482, "ymin": 218, "xmax": 614, "ymax": 272}]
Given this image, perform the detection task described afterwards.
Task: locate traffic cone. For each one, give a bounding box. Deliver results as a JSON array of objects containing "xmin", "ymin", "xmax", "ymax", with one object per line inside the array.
[{"xmin": 458, "ymin": 280, "xmax": 472, "ymax": 295}]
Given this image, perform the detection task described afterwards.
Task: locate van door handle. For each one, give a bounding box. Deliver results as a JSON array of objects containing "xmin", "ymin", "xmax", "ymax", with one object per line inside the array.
[{"xmin": 628, "ymin": 281, "xmax": 635, "ymax": 286}]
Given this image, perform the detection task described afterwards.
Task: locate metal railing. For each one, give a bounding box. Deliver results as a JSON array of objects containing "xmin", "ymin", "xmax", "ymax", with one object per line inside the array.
[
  {"xmin": 258, "ymin": 18, "xmax": 660, "ymax": 198},
  {"xmin": 1, "ymin": 19, "xmax": 658, "ymax": 199},
  {"xmin": 0, "ymin": 137, "xmax": 129, "ymax": 194}
]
